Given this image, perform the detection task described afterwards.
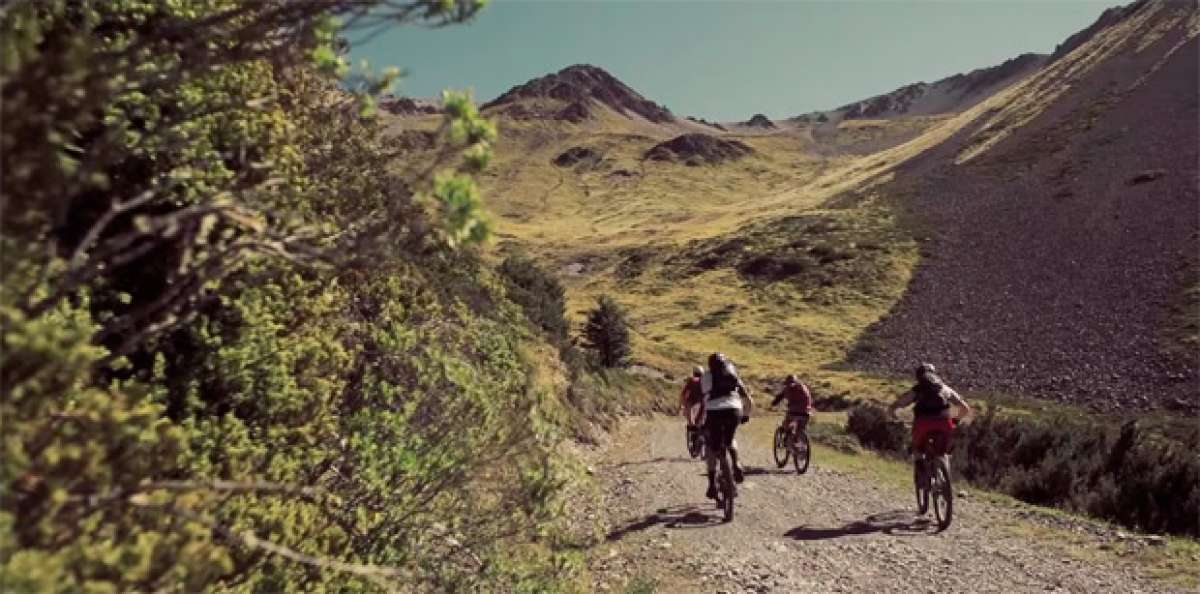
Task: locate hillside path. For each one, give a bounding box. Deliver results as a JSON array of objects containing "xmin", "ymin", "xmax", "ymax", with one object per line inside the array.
[{"xmin": 581, "ymin": 416, "xmax": 1184, "ymax": 593}]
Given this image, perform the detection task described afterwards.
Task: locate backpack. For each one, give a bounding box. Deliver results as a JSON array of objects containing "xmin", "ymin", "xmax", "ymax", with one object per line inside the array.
[
  {"xmin": 709, "ymin": 364, "xmax": 740, "ymax": 399},
  {"xmin": 913, "ymin": 381, "xmax": 950, "ymax": 418}
]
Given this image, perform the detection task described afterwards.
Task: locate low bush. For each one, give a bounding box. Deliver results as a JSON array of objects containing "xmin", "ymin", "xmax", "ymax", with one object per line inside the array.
[{"xmin": 845, "ymin": 403, "xmax": 1200, "ymax": 537}]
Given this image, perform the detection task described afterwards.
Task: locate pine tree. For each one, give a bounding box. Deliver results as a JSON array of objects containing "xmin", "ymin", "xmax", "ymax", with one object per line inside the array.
[{"xmin": 583, "ymin": 295, "xmax": 632, "ymax": 368}]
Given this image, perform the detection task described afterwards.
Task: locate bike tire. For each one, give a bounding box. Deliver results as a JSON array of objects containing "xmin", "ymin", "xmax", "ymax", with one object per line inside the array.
[
  {"xmin": 914, "ymin": 459, "xmax": 930, "ymax": 515},
  {"xmin": 793, "ymin": 431, "xmax": 811, "ymax": 475},
  {"xmin": 687, "ymin": 427, "xmax": 702, "ymax": 458},
  {"xmin": 773, "ymin": 427, "xmax": 790, "ymax": 468},
  {"xmin": 932, "ymin": 456, "xmax": 954, "ymax": 530},
  {"xmin": 719, "ymin": 453, "xmax": 735, "ymax": 522}
]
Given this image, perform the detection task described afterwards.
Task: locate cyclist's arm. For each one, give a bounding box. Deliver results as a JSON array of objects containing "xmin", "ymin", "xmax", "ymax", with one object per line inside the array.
[
  {"xmin": 888, "ymin": 391, "xmax": 915, "ymax": 420},
  {"xmin": 799, "ymin": 383, "xmax": 814, "ymax": 412},
  {"xmin": 737, "ymin": 380, "xmax": 754, "ymax": 412},
  {"xmin": 944, "ymin": 387, "xmax": 971, "ymax": 419},
  {"xmin": 769, "ymin": 389, "xmax": 785, "ymax": 409},
  {"xmin": 678, "ymin": 383, "xmax": 691, "ymax": 416}
]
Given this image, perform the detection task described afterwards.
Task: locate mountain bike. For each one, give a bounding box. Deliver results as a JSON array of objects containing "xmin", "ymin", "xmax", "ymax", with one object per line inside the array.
[
  {"xmin": 686, "ymin": 424, "xmax": 705, "ymax": 459},
  {"xmin": 772, "ymin": 416, "xmax": 811, "ymax": 474},
  {"xmin": 711, "ymin": 443, "xmax": 736, "ymax": 522},
  {"xmin": 913, "ymin": 419, "xmax": 957, "ymax": 530}
]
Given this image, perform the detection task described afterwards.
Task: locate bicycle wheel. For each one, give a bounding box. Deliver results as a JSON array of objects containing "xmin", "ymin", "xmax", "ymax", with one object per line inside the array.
[
  {"xmin": 687, "ymin": 427, "xmax": 702, "ymax": 458},
  {"xmin": 914, "ymin": 459, "xmax": 930, "ymax": 515},
  {"xmin": 932, "ymin": 456, "xmax": 954, "ymax": 530},
  {"xmin": 719, "ymin": 452, "xmax": 735, "ymax": 522},
  {"xmin": 793, "ymin": 430, "xmax": 811, "ymax": 475},
  {"xmin": 773, "ymin": 427, "xmax": 790, "ymax": 468}
]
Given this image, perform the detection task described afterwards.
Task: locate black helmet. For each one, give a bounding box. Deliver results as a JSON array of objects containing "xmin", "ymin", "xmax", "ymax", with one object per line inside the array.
[
  {"xmin": 785, "ymin": 374, "xmax": 798, "ymax": 385},
  {"xmin": 708, "ymin": 352, "xmax": 729, "ymax": 374},
  {"xmin": 692, "ymin": 365, "xmax": 704, "ymax": 378}
]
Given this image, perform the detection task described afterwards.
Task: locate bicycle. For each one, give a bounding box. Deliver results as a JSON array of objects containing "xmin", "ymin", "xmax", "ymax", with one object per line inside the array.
[
  {"xmin": 685, "ymin": 424, "xmax": 706, "ymax": 459},
  {"xmin": 772, "ymin": 416, "xmax": 811, "ymax": 474},
  {"xmin": 711, "ymin": 442, "xmax": 736, "ymax": 522},
  {"xmin": 913, "ymin": 419, "xmax": 958, "ymax": 531}
]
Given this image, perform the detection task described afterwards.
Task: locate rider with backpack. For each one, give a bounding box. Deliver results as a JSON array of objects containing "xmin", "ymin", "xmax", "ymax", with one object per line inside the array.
[
  {"xmin": 701, "ymin": 352, "xmax": 754, "ymax": 499},
  {"xmin": 888, "ymin": 363, "xmax": 971, "ymax": 455}
]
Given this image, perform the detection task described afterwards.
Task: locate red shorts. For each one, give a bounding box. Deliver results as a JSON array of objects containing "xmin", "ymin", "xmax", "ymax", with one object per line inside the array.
[{"xmin": 913, "ymin": 417, "xmax": 956, "ymax": 456}]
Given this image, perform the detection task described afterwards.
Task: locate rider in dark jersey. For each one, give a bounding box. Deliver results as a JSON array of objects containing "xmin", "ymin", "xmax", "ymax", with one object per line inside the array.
[
  {"xmin": 701, "ymin": 353, "xmax": 754, "ymax": 499},
  {"xmin": 888, "ymin": 363, "xmax": 971, "ymax": 456}
]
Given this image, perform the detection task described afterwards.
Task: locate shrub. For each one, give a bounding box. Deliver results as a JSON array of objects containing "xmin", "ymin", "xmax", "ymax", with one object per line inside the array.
[
  {"xmin": 846, "ymin": 404, "xmax": 909, "ymax": 454},
  {"xmin": 499, "ymin": 253, "xmax": 569, "ymax": 343},
  {"xmin": 582, "ymin": 296, "xmax": 632, "ymax": 369}
]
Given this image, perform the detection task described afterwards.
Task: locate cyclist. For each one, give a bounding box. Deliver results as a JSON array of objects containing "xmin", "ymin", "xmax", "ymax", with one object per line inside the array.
[
  {"xmin": 679, "ymin": 365, "xmax": 706, "ymax": 428},
  {"xmin": 768, "ymin": 374, "xmax": 813, "ymax": 447},
  {"xmin": 701, "ymin": 352, "xmax": 754, "ymax": 499},
  {"xmin": 888, "ymin": 363, "xmax": 971, "ymax": 457},
  {"xmin": 680, "ymin": 365, "xmax": 706, "ymax": 454}
]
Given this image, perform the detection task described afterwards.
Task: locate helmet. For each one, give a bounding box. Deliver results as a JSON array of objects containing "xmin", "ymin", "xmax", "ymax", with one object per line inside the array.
[
  {"xmin": 707, "ymin": 352, "xmax": 729, "ymax": 374},
  {"xmin": 915, "ymin": 362, "xmax": 941, "ymax": 384},
  {"xmin": 692, "ymin": 365, "xmax": 704, "ymax": 378},
  {"xmin": 785, "ymin": 374, "xmax": 798, "ymax": 385}
]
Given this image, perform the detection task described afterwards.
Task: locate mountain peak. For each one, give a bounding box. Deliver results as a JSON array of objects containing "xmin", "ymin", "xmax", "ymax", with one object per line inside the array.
[{"xmin": 482, "ymin": 64, "xmax": 674, "ymax": 123}]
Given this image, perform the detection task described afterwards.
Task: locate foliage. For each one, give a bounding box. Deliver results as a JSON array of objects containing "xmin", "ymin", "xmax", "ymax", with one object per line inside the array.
[
  {"xmin": 845, "ymin": 403, "xmax": 1200, "ymax": 537},
  {"xmin": 1, "ymin": 1, "xmax": 581, "ymax": 591},
  {"xmin": 582, "ymin": 296, "xmax": 632, "ymax": 369},
  {"xmin": 499, "ymin": 253, "xmax": 569, "ymax": 344}
]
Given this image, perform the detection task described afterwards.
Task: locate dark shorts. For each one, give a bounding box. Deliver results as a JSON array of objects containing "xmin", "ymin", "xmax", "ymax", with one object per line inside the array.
[
  {"xmin": 703, "ymin": 408, "xmax": 740, "ymax": 453},
  {"xmin": 784, "ymin": 412, "xmax": 810, "ymax": 431}
]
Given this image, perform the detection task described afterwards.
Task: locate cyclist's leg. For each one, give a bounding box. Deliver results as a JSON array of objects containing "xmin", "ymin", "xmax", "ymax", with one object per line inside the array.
[
  {"xmin": 702, "ymin": 411, "xmax": 726, "ymax": 498},
  {"xmin": 726, "ymin": 413, "xmax": 744, "ymax": 483},
  {"xmin": 794, "ymin": 414, "xmax": 810, "ymax": 447}
]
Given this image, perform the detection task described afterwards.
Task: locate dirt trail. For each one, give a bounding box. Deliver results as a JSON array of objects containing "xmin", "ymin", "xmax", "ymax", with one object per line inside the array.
[{"xmin": 582, "ymin": 416, "xmax": 1183, "ymax": 593}]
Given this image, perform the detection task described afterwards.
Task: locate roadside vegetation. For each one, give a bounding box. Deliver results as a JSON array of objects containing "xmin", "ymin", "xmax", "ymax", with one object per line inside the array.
[
  {"xmin": 0, "ymin": 2, "xmax": 651, "ymax": 591},
  {"xmin": 846, "ymin": 404, "xmax": 1200, "ymax": 538}
]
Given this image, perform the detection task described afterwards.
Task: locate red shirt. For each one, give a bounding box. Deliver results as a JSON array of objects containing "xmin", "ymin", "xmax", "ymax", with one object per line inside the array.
[
  {"xmin": 772, "ymin": 383, "xmax": 813, "ymax": 414},
  {"xmin": 679, "ymin": 377, "xmax": 703, "ymax": 408}
]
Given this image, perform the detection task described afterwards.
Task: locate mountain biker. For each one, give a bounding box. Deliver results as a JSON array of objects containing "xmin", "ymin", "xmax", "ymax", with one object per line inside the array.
[
  {"xmin": 888, "ymin": 363, "xmax": 971, "ymax": 457},
  {"xmin": 701, "ymin": 352, "xmax": 754, "ymax": 499},
  {"xmin": 679, "ymin": 365, "xmax": 706, "ymax": 428},
  {"xmin": 769, "ymin": 374, "xmax": 813, "ymax": 447}
]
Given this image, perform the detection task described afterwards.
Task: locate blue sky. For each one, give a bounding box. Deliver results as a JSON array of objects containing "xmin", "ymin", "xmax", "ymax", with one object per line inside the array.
[{"xmin": 349, "ymin": 0, "xmax": 1112, "ymax": 121}]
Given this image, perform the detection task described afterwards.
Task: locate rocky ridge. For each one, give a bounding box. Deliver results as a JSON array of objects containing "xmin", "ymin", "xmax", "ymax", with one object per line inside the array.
[{"xmin": 482, "ymin": 64, "xmax": 675, "ymax": 123}]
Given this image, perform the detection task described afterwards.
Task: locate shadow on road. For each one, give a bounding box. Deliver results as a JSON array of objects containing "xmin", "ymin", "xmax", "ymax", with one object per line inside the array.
[
  {"xmin": 742, "ymin": 465, "xmax": 797, "ymax": 477},
  {"xmin": 606, "ymin": 504, "xmax": 728, "ymax": 540},
  {"xmin": 606, "ymin": 456, "xmax": 695, "ymax": 469},
  {"xmin": 784, "ymin": 510, "xmax": 935, "ymax": 541}
]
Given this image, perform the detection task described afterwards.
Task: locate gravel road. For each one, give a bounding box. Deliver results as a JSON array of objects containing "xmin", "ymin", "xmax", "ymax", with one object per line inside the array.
[{"xmin": 579, "ymin": 416, "xmax": 1187, "ymax": 594}]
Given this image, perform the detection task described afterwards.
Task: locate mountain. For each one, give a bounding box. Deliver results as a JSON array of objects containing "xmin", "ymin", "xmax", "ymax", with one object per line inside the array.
[
  {"xmin": 384, "ymin": 0, "xmax": 1197, "ymax": 415},
  {"xmin": 379, "ymin": 94, "xmax": 440, "ymax": 115},
  {"xmin": 481, "ymin": 64, "xmax": 675, "ymax": 124},
  {"xmin": 799, "ymin": 52, "xmax": 1048, "ymax": 122},
  {"xmin": 848, "ymin": 0, "xmax": 1199, "ymax": 412}
]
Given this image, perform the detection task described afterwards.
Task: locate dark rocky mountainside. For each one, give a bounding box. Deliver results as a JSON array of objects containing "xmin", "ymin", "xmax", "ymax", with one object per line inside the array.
[
  {"xmin": 1050, "ymin": 0, "xmax": 1146, "ymax": 61},
  {"xmin": 643, "ymin": 133, "xmax": 753, "ymax": 165},
  {"xmin": 380, "ymin": 95, "xmax": 440, "ymax": 115},
  {"xmin": 687, "ymin": 116, "xmax": 727, "ymax": 131},
  {"xmin": 849, "ymin": 1, "xmax": 1199, "ymax": 413},
  {"xmin": 482, "ymin": 64, "xmax": 674, "ymax": 123},
  {"xmin": 833, "ymin": 53, "xmax": 1048, "ymax": 120}
]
